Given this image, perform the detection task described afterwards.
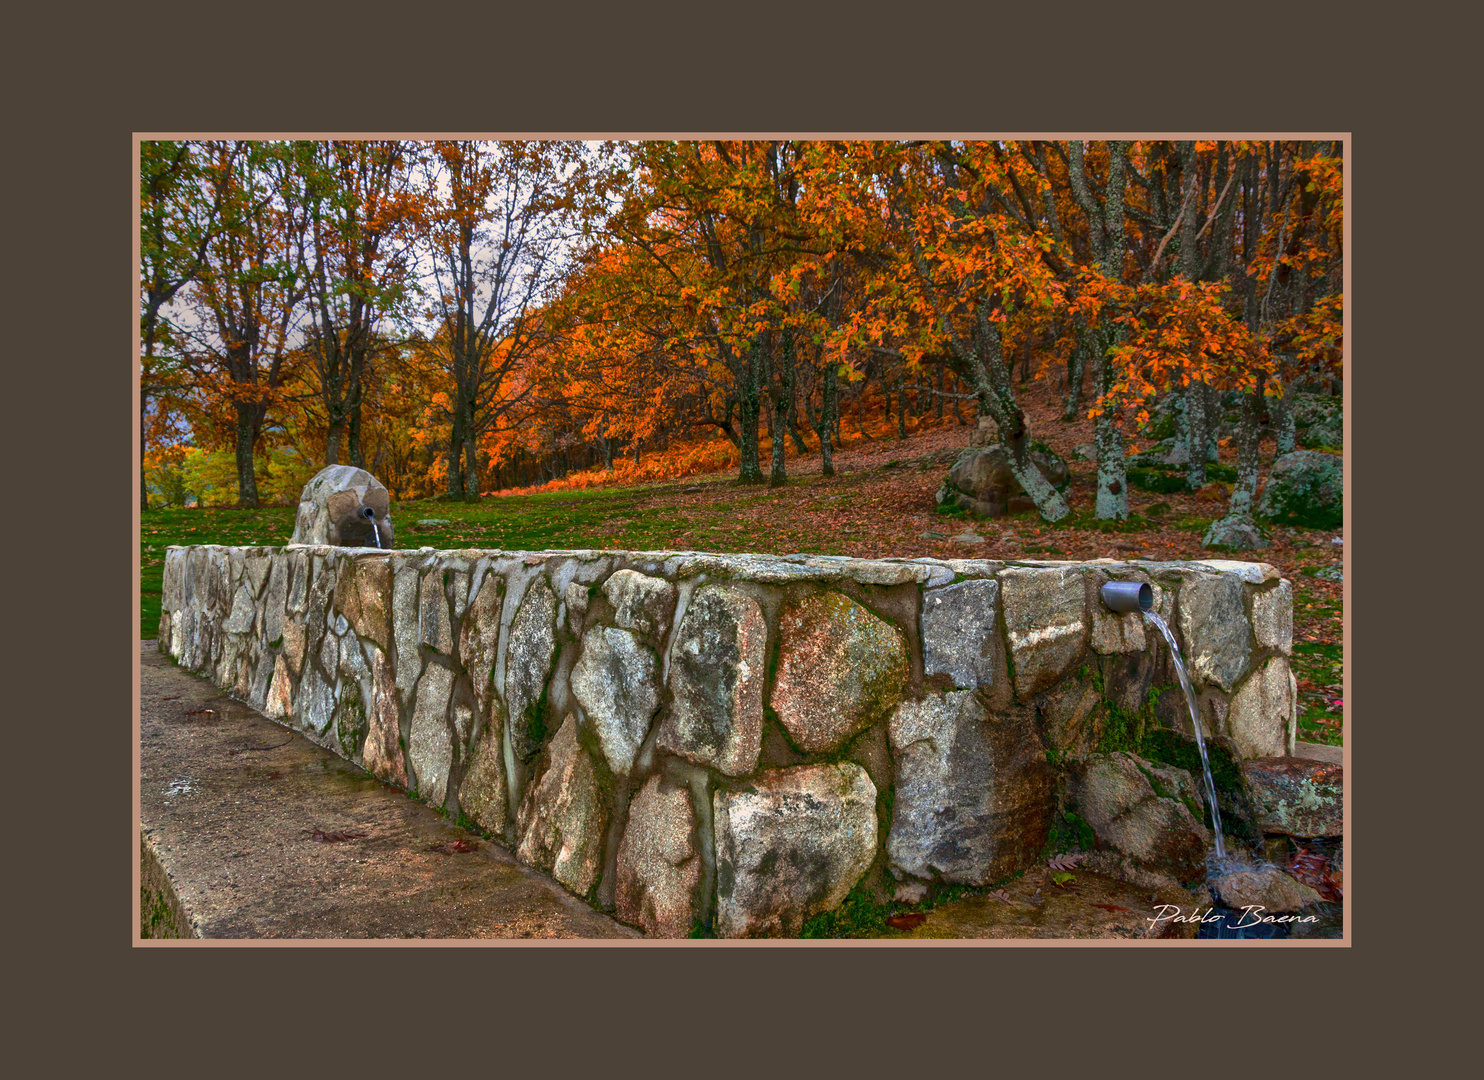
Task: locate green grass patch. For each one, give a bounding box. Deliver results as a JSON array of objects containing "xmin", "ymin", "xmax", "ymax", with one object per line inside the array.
[{"xmin": 1291, "ymin": 639, "xmax": 1344, "ymax": 747}]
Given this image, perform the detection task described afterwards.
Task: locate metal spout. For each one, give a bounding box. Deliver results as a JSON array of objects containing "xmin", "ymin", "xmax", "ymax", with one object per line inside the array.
[{"xmin": 1100, "ymin": 580, "xmax": 1152, "ymax": 613}]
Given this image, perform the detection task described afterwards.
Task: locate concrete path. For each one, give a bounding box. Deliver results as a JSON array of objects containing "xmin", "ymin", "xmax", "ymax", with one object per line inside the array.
[{"xmin": 139, "ymin": 642, "xmax": 639, "ymax": 940}]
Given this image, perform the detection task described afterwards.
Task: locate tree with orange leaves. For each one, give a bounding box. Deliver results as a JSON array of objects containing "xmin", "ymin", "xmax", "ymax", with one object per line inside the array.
[{"xmin": 417, "ymin": 140, "xmax": 601, "ymax": 501}]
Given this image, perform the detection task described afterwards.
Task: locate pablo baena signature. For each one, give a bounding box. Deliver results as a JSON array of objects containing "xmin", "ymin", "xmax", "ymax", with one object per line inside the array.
[{"xmin": 1147, "ymin": 904, "xmax": 1320, "ymax": 930}]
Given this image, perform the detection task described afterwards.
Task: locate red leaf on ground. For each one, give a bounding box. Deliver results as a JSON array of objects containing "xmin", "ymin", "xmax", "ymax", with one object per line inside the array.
[
  {"xmin": 1091, "ymin": 903, "xmax": 1131, "ymax": 913},
  {"xmin": 1286, "ymin": 848, "xmax": 1343, "ymax": 901},
  {"xmin": 428, "ymin": 838, "xmax": 478, "ymax": 854},
  {"xmin": 886, "ymin": 913, "xmax": 927, "ymax": 930}
]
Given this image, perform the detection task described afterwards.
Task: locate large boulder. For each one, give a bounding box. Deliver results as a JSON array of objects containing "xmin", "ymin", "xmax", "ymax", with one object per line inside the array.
[
  {"xmin": 1208, "ymin": 865, "xmax": 1322, "ymax": 913},
  {"xmin": 936, "ymin": 443, "xmax": 1070, "ymax": 519},
  {"xmin": 505, "ymin": 577, "xmax": 559, "ymax": 761},
  {"xmin": 1256, "ymin": 451, "xmax": 1342, "ymax": 530},
  {"xmin": 999, "ymin": 567, "xmax": 1089, "ymax": 699},
  {"xmin": 1226, "ymin": 657, "xmax": 1297, "ymax": 759},
  {"xmin": 1240, "ymin": 757, "xmax": 1342, "ymax": 838},
  {"xmin": 290, "ymin": 465, "xmax": 395, "ymax": 548},
  {"xmin": 712, "ymin": 763, "xmax": 878, "ymax": 937},
  {"xmin": 1203, "ymin": 513, "xmax": 1270, "ymax": 552}
]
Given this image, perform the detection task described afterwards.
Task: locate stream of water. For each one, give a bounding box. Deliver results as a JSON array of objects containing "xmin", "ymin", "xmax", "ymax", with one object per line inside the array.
[{"xmin": 1143, "ymin": 611, "xmax": 1226, "ymax": 859}]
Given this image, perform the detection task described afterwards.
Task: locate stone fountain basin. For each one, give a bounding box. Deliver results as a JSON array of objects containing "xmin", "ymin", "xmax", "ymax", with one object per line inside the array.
[{"xmin": 157, "ymin": 545, "xmax": 1298, "ymax": 938}]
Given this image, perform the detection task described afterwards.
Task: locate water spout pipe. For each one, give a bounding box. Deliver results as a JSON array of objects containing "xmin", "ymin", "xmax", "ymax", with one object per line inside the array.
[{"xmin": 1100, "ymin": 580, "xmax": 1152, "ymax": 613}]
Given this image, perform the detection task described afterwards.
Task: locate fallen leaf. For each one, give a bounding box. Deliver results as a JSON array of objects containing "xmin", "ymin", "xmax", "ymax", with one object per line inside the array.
[
  {"xmin": 987, "ymin": 889, "xmax": 1013, "ymax": 903},
  {"xmin": 1051, "ymin": 871, "xmax": 1077, "ymax": 888},
  {"xmin": 312, "ymin": 829, "xmax": 368, "ymax": 843},
  {"xmin": 427, "ymin": 838, "xmax": 478, "ymax": 854},
  {"xmin": 1047, "ymin": 852, "xmax": 1085, "ymax": 871},
  {"xmin": 1286, "ymin": 848, "xmax": 1342, "ymax": 901},
  {"xmin": 886, "ymin": 913, "xmax": 926, "ymax": 930}
]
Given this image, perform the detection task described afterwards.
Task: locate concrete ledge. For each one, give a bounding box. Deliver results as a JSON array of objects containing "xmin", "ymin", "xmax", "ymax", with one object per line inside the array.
[{"xmin": 139, "ymin": 643, "xmax": 638, "ymax": 940}]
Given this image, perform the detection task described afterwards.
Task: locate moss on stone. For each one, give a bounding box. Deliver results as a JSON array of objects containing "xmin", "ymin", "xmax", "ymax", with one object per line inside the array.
[{"xmin": 336, "ymin": 680, "xmax": 369, "ymax": 758}]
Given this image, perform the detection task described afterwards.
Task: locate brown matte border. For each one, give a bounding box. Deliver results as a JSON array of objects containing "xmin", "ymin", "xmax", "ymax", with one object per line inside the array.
[
  {"xmin": 131, "ymin": 130, "xmax": 1348, "ymax": 951},
  {"xmin": 34, "ymin": 2, "xmax": 1457, "ymax": 1062}
]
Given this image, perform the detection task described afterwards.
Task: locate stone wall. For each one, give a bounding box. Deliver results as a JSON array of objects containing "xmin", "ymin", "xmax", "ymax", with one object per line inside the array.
[{"xmin": 158, "ymin": 545, "xmax": 1295, "ymax": 937}]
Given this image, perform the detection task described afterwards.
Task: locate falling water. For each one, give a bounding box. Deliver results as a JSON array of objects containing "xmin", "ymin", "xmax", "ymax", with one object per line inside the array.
[
  {"xmin": 364, "ymin": 507, "xmax": 381, "ymax": 549},
  {"xmin": 1143, "ymin": 611, "xmax": 1226, "ymax": 859}
]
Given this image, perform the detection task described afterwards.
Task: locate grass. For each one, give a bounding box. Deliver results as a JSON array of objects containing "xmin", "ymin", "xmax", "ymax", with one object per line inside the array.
[{"xmin": 139, "ymin": 476, "xmax": 844, "ymax": 639}]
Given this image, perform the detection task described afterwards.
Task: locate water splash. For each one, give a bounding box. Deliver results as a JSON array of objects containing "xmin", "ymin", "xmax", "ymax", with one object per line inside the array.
[{"xmin": 1143, "ymin": 610, "xmax": 1226, "ymax": 859}]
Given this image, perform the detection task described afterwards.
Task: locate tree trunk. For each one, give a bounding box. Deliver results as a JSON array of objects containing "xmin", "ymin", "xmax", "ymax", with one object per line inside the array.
[
  {"xmin": 1184, "ymin": 381, "xmax": 1208, "ymax": 488},
  {"xmin": 325, "ymin": 417, "xmax": 345, "ymax": 467},
  {"xmin": 234, "ymin": 403, "xmax": 262, "ymax": 509},
  {"xmin": 814, "ymin": 363, "xmax": 837, "ymax": 476},
  {"xmin": 736, "ymin": 341, "xmax": 765, "ymax": 484},
  {"xmin": 141, "ymin": 411, "xmax": 150, "ymax": 513},
  {"xmin": 1063, "ymin": 337, "xmax": 1086, "ymax": 419},
  {"xmin": 462, "ymin": 432, "xmax": 480, "ymax": 502},
  {"xmin": 1227, "ymin": 387, "xmax": 1263, "ymax": 517},
  {"xmin": 895, "ymin": 378, "xmax": 907, "ymax": 439},
  {"xmin": 348, "ymin": 375, "xmax": 365, "ymax": 470},
  {"xmin": 959, "ymin": 308, "xmax": 1069, "ymax": 521},
  {"xmin": 935, "ymin": 363, "xmax": 945, "ymax": 420},
  {"xmin": 1090, "ymin": 328, "xmax": 1128, "ymax": 520},
  {"xmin": 1204, "ymin": 384, "xmax": 1221, "ymax": 462},
  {"xmin": 1272, "ymin": 368, "xmax": 1297, "ymax": 454},
  {"xmin": 786, "ymin": 396, "xmax": 809, "ymax": 454},
  {"xmin": 446, "ymin": 404, "xmax": 466, "ymax": 500}
]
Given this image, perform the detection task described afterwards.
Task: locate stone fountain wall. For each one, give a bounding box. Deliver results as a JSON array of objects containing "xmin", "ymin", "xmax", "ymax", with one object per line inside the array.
[{"xmin": 157, "ymin": 545, "xmax": 1295, "ymax": 937}]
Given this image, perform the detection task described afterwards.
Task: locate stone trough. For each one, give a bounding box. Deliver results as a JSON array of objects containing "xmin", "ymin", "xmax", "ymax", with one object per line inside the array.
[{"xmin": 158, "ymin": 543, "xmax": 1297, "ymax": 938}]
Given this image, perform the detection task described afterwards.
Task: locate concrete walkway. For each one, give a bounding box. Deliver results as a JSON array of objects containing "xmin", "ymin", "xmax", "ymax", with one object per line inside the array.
[{"xmin": 139, "ymin": 642, "xmax": 639, "ymax": 940}]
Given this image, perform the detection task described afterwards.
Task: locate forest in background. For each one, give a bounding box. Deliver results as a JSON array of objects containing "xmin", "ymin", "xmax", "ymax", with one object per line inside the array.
[{"xmin": 140, "ymin": 139, "xmax": 1342, "ymax": 534}]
